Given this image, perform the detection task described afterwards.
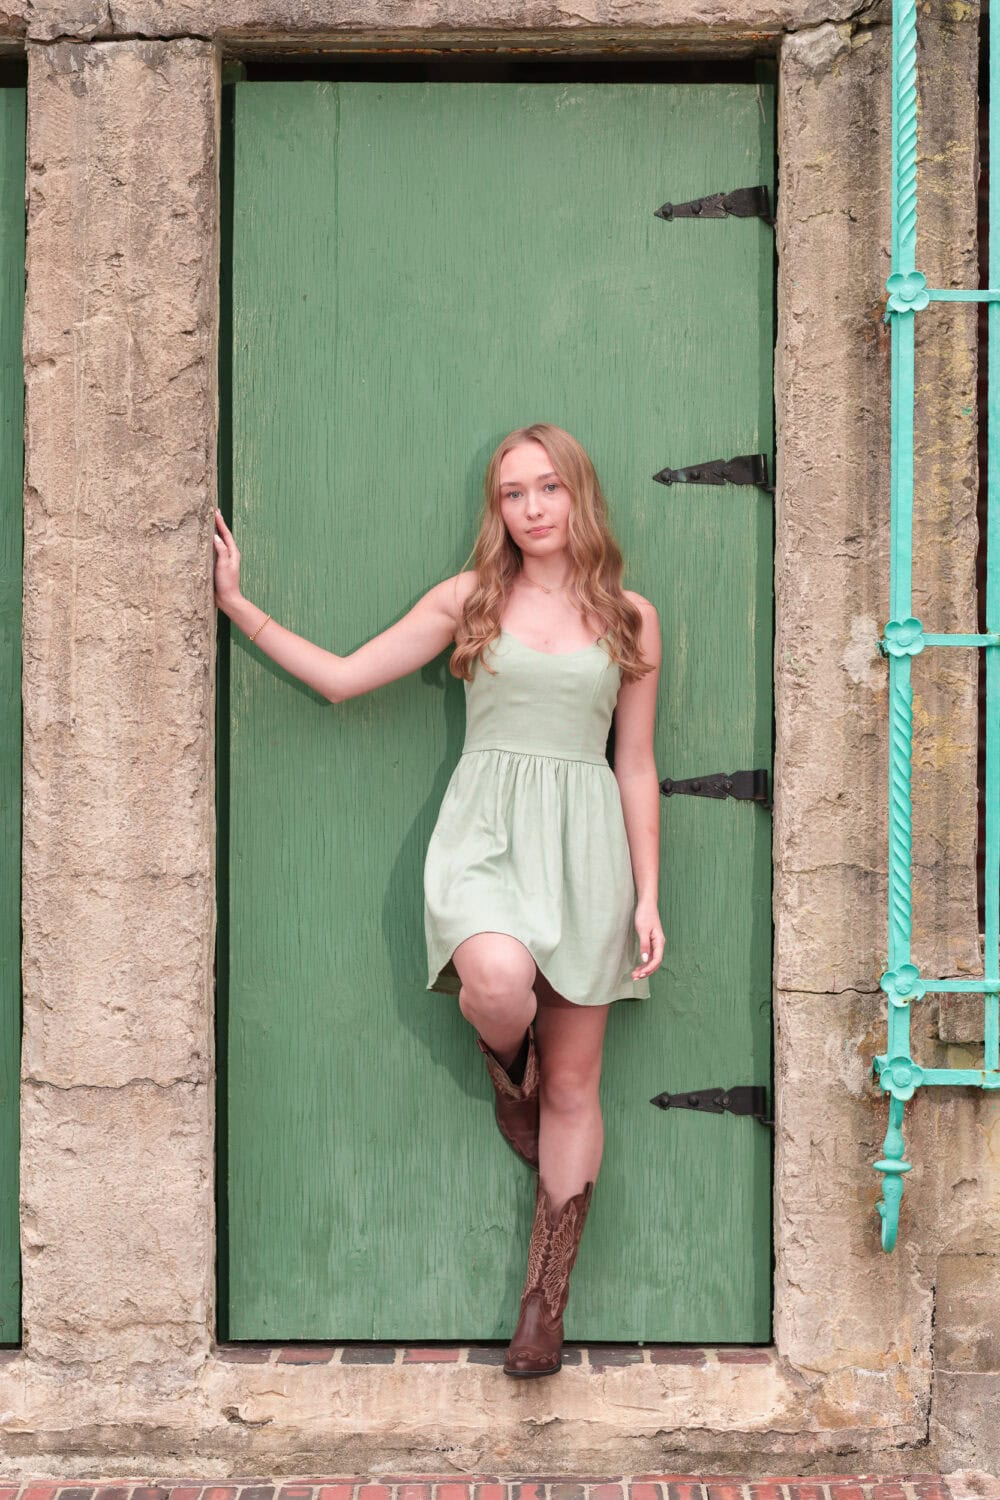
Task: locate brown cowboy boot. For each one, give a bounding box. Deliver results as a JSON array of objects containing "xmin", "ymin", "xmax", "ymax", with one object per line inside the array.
[
  {"xmin": 476, "ymin": 1026, "xmax": 540, "ymax": 1169},
  {"xmin": 503, "ymin": 1177, "xmax": 594, "ymax": 1377}
]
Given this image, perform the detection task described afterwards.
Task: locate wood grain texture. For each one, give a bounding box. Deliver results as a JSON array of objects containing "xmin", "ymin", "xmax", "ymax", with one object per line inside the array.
[
  {"xmin": 0, "ymin": 83, "xmax": 23, "ymax": 1345},
  {"xmin": 221, "ymin": 80, "xmax": 774, "ymax": 1340}
]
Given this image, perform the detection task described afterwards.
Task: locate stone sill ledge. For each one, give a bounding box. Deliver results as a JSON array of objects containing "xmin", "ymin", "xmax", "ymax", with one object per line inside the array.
[
  {"xmin": 0, "ymin": 1343, "xmax": 926, "ymax": 1447},
  {"xmin": 0, "ymin": 1340, "xmax": 929, "ymax": 1479}
]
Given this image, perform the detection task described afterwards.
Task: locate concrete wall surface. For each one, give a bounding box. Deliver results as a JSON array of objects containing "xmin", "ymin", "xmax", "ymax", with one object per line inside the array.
[{"xmin": 0, "ymin": 0, "xmax": 998, "ymax": 1480}]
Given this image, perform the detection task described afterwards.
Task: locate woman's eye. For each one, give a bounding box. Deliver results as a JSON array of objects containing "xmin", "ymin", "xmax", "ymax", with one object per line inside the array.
[{"xmin": 543, "ymin": 482, "xmax": 559, "ymax": 492}]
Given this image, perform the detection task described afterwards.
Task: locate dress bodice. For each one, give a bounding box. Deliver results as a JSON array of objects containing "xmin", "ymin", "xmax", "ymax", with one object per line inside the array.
[{"xmin": 460, "ymin": 630, "xmax": 621, "ymax": 767}]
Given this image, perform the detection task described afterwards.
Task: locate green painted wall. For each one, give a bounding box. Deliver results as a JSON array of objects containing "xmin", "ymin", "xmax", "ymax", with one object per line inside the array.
[
  {"xmin": 220, "ymin": 79, "xmax": 774, "ymax": 1341},
  {"xmin": 0, "ymin": 84, "xmax": 23, "ymax": 1346}
]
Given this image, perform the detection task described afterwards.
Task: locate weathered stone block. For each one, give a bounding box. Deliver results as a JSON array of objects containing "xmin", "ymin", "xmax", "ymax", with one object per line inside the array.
[
  {"xmin": 20, "ymin": 873, "xmax": 213, "ymax": 1088},
  {"xmin": 937, "ymin": 990, "xmax": 986, "ymax": 1044},
  {"xmin": 921, "ymin": 1089, "xmax": 1000, "ymax": 1251},
  {"xmin": 933, "ymin": 1372, "xmax": 1000, "ymax": 1472},
  {"xmin": 20, "ymin": 1080, "xmax": 213, "ymax": 1371},
  {"xmin": 773, "ymin": 990, "xmax": 930, "ymax": 1379},
  {"xmin": 935, "ymin": 1254, "xmax": 1000, "ymax": 1372}
]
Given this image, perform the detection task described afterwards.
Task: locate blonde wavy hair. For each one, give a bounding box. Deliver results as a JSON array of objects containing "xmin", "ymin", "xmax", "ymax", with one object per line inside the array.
[{"xmin": 450, "ymin": 423, "xmax": 654, "ymax": 683}]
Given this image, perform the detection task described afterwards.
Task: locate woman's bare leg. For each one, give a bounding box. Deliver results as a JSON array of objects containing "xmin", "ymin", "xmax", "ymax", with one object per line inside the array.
[
  {"xmin": 452, "ymin": 931, "xmax": 538, "ymax": 1068},
  {"xmin": 533, "ymin": 972, "xmax": 610, "ymax": 1212}
]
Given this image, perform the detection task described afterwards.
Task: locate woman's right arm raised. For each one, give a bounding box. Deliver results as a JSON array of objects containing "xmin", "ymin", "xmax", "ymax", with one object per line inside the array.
[{"xmin": 213, "ymin": 508, "xmax": 470, "ymax": 704}]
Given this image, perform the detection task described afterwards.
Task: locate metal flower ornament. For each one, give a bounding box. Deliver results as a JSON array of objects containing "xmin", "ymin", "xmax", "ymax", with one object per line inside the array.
[
  {"xmin": 881, "ymin": 617, "xmax": 924, "ymax": 657},
  {"xmin": 878, "ymin": 1055, "xmax": 925, "ymax": 1102},
  {"xmin": 885, "ymin": 269, "xmax": 930, "ymax": 315},
  {"xmin": 879, "ymin": 963, "xmax": 924, "ymax": 1007}
]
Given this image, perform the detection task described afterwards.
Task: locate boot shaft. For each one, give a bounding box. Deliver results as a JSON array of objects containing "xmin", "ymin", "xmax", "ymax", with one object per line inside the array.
[
  {"xmin": 476, "ymin": 1026, "xmax": 539, "ymax": 1100},
  {"xmin": 521, "ymin": 1178, "xmax": 594, "ymax": 1328},
  {"xmin": 476, "ymin": 1025, "xmax": 541, "ymax": 1169}
]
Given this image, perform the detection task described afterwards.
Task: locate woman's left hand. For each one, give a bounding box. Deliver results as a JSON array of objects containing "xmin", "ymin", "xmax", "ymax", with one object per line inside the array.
[{"xmin": 631, "ymin": 898, "xmax": 665, "ymax": 981}]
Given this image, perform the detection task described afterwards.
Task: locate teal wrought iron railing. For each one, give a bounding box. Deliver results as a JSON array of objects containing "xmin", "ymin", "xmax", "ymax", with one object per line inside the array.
[{"xmin": 874, "ymin": 0, "xmax": 1000, "ymax": 1250}]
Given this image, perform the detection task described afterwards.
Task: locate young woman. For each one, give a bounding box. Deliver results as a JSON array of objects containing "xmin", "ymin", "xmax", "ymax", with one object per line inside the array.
[{"xmin": 213, "ymin": 422, "xmax": 664, "ymax": 1377}]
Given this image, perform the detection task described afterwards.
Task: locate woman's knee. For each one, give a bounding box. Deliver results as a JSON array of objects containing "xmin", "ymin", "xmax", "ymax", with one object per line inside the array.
[
  {"xmin": 453, "ymin": 934, "xmax": 536, "ymax": 1029},
  {"xmin": 539, "ymin": 1059, "xmax": 602, "ymax": 1115},
  {"xmin": 458, "ymin": 975, "xmax": 534, "ymax": 1031}
]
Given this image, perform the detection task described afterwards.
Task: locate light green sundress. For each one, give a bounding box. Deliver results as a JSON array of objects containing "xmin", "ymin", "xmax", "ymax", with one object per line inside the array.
[{"xmin": 423, "ymin": 628, "xmax": 650, "ymax": 1007}]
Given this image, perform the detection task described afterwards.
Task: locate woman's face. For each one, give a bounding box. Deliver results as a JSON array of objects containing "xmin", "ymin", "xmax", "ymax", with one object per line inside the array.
[{"xmin": 497, "ymin": 440, "xmax": 573, "ymax": 556}]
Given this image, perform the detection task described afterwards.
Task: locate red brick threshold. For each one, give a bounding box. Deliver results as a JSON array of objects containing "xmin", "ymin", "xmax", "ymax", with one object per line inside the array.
[
  {"xmin": 217, "ymin": 1344, "xmax": 769, "ymax": 1369},
  {"xmin": 0, "ymin": 1477, "xmax": 977, "ymax": 1500}
]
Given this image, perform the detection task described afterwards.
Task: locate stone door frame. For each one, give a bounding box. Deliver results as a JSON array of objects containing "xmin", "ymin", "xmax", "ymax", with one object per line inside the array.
[{"xmin": 0, "ymin": 0, "xmax": 988, "ymax": 1476}]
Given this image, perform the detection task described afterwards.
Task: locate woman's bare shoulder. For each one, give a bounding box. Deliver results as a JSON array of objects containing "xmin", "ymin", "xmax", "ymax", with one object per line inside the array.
[
  {"xmin": 418, "ymin": 569, "xmax": 480, "ymax": 635},
  {"xmin": 447, "ymin": 568, "xmax": 481, "ymax": 621},
  {"xmin": 624, "ymin": 588, "xmax": 658, "ymax": 621}
]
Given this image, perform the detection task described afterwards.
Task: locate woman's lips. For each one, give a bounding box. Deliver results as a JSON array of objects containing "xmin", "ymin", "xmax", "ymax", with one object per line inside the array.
[{"xmin": 528, "ymin": 526, "xmax": 552, "ymax": 536}]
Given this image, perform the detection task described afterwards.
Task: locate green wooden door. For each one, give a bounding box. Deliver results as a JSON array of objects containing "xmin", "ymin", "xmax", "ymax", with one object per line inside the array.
[
  {"xmin": 0, "ymin": 83, "xmax": 24, "ymax": 1345},
  {"xmin": 219, "ymin": 78, "xmax": 774, "ymax": 1342}
]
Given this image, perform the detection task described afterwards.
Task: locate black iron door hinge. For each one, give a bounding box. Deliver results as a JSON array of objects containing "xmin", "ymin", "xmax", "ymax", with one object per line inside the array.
[
  {"xmin": 653, "ymin": 453, "xmax": 773, "ymax": 492},
  {"xmin": 660, "ymin": 769, "xmax": 770, "ymax": 808},
  {"xmin": 650, "ymin": 1086, "xmax": 773, "ymax": 1127},
  {"xmin": 654, "ymin": 185, "xmax": 774, "ymax": 224}
]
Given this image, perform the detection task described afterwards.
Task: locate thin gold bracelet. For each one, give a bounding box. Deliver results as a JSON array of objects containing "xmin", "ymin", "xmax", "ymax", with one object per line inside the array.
[{"xmin": 248, "ymin": 613, "xmax": 272, "ymax": 643}]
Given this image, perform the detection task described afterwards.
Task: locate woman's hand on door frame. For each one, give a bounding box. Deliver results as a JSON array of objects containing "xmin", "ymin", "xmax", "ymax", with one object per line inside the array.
[{"xmin": 213, "ymin": 508, "xmax": 243, "ymax": 612}]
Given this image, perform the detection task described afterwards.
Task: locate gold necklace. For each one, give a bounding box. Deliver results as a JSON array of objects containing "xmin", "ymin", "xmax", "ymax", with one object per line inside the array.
[{"xmin": 518, "ymin": 573, "xmax": 571, "ymax": 595}]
